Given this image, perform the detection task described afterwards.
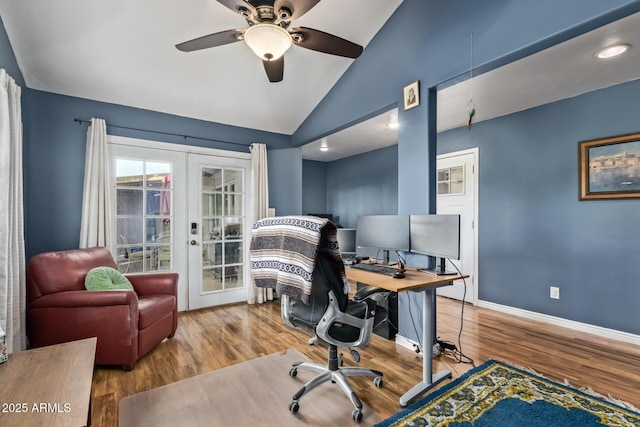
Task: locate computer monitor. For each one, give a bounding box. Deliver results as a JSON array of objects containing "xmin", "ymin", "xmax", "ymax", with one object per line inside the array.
[
  {"xmin": 356, "ymin": 215, "xmax": 410, "ymax": 263},
  {"xmin": 336, "ymin": 228, "xmax": 356, "ymax": 254},
  {"xmin": 409, "ymin": 214, "xmax": 460, "ymax": 275}
]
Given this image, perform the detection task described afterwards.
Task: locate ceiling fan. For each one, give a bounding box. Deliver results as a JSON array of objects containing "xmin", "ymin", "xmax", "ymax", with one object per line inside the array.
[{"xmin": 175, "ymin": 0, "xmax": 363, "ymax": 82}]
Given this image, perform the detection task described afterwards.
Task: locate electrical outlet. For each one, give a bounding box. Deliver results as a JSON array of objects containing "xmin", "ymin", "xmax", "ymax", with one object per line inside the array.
[{"xmin": 550, "ymin": 286, "xmax": 560, "ymax": 299}]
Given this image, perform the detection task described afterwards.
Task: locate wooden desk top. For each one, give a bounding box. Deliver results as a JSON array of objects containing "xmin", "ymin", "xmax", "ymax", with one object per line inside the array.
[
  {"xmin": 346, "ymin": 264, "xmax": 468, "ymax": 293},
  {"xmin": 0, "ymin": 338, "xmax": 96, "ymax": 427}
]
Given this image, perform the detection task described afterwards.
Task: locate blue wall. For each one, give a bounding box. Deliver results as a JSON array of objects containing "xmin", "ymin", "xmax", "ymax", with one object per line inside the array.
[
  {"xmin": 301, "ymin": 145, "xmax": 399, "ymax": 229},
  {"xmin": 326, "ymin": 145, "xmax": 398, "ymax": 228},
  {"xmin": 22, "ymin": 90, "xmax": 290, "ymax": 259},
  {"xmin": 292, "ymin": 0, "xmax": 640, "ymax": 340},
  {"xmin": 300, "ymin": 146, "xmax": 399, "ymax": 260},
  {"xmin": 294, "ymin": 0, "xmax": 640, "ymax": 216},
  {"xmin": 438, "ymin": 79, "xmax": 640, "ymax": 334},
  {"xmin": 268, "ymin": 148, "xmax": 303, "ymax": 216},
  {"xmin": 302, "ymin": 160, "xmax": 327, "ymax": 216}
]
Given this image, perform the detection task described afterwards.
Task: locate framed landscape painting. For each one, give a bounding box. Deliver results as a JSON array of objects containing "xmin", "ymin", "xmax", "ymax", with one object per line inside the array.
[{"xmin": 579, "ymin": 132, "xmax": 640, "ymax": 200}]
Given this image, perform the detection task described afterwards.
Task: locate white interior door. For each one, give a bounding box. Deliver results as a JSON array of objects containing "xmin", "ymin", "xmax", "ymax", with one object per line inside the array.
[
  {"xmin": 436, "ymin": 149, "xmax": 478, "ymax": 304},
  {"xmin": 187, "ymin": 153, "xmax": 251, "ymax": 310}
]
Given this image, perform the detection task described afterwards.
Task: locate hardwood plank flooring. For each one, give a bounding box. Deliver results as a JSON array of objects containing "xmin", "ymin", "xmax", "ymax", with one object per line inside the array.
[{"xmin": 90, "ymin": 297, "xmax": 640, "ymax": 426}]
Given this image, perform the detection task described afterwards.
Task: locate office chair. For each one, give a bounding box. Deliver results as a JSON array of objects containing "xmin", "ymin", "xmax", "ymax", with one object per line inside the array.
[{"xmin": 250, "ymin": 216, "xmax": 385, "ymax": 422}]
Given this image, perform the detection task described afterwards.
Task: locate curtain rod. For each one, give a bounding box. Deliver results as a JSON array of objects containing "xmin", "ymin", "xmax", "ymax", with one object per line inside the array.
[{"xmin": 73, "ymin": 118, "xmax": 254, "ymax": 150}]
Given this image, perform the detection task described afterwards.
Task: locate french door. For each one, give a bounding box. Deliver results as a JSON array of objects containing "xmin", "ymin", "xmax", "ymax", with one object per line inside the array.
[
  {"xmin": 187, "ymin": 153, "xmax": 251, "ymax": 309},
  {"xmin": 109, "ymin": 136, "xmax": 251, "ymax": 311}
]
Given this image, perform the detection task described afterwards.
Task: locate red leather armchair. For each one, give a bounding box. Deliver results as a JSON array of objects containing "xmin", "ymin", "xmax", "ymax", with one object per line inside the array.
[{"xmin": 26, "ymin": 247, "xmax": 178, "ymax": 370}]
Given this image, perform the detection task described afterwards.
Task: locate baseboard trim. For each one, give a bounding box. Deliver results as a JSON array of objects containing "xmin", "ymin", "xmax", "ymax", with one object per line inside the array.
[
  {"xmin": 395, "ymin": 334, "xmax": 420, "ymax": 353},
  {"xmin": 396, "ymin": 301, "xmax": 640, "ymax": 349},
  {"xmin": 477, "ymin": 300, "xmax": 640, "ymax": 346},
  {"xmin": 396, "ymin": 334, "xmax": 442, "ymax": 357}
]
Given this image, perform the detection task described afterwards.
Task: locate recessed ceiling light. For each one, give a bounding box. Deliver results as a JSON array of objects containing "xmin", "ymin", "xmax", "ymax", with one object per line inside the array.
[
  {"xmin": 320, "ymin": 139, "xmax": 329, "ymax": 151},
  {"xmin": 388, "ymin": 110, "xmax": 399, "ymax": 129},
  {"xmin": 595, "ymin": 44, "xmax": 630, "ymax": 59},
  {"xmin": 320, "ymin": 146, "xmax": 329, "ymax": 152}
]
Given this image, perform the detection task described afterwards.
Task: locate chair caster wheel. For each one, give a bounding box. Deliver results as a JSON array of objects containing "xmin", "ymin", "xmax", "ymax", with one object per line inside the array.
[
  {"xmin": 289, "ymin": 401, "xmax": 299, "ymax": 413},
  {"xmin": 289, "ymin": 368, "xmax": 297, "ymax": 377},
  {"xmin": 374, "ymin": 376, "xmax": 383, "ymax": 388},
  {"xmin": 352, "ymin": 409, "xmax": 363, "ymax": 422}
]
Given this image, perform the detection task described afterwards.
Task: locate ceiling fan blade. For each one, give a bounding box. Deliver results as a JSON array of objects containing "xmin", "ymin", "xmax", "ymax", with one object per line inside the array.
[
  {"xmin": 263, "ymin": 57, "xmax": 284, "ymax": 82},
  {"xmin": 291, "ymin": 27, "xmax": 363, "ymax": 58},
  {"xmin": 275, "ymin": 0, "xmax": 321, "ymax": 21},
  {"xmin": 216, "ymin": 0, "xmax": 254, "ymax": 15},
  {"xmin": 176, "ymin": 29, "xmax": 244, "ymax": 52}
]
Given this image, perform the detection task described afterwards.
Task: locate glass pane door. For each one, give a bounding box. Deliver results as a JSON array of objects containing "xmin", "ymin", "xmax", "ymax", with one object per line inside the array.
[
  {"xmin": 201, "ymin": 167, "xmax": 244, "ymax": 292},
  {"xmin": 114, "ymin": 159, "xmax": 174, "ymax": 274},
  {"xmin": 188, "ymin": 153, "xmax": 251, "ymax": 309}
]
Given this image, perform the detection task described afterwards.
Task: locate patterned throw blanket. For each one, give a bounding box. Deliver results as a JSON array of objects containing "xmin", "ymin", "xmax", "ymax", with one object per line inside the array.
[{"xmin": 250, "ymin": 216, "xmax": 348, "ymax": 304}]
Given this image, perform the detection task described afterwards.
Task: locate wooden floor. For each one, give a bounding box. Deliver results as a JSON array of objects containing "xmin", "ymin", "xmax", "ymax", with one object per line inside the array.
[{"xmin": 91, "ymin": 297, "xmax": 640, "ymax": 426}]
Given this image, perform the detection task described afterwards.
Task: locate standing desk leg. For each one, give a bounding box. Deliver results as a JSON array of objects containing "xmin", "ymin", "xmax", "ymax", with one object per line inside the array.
[{"xmin": 399, "ymin": 289, "xmax": 452, "ymax": 407}]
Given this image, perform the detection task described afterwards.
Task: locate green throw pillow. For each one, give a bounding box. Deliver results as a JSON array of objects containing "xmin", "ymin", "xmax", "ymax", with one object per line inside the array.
[{"xmin": 85, "ymin": 266, "xmax": 134, "ymax": 291}]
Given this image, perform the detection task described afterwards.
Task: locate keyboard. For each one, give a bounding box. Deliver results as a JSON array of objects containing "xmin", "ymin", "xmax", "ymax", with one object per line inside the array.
[{"xmin": 350, "ymin": 263, "xmax": 403, "ymax": 276}]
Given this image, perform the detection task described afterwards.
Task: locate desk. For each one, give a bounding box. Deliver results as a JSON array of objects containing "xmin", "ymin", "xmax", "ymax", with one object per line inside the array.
[
  {"xmin": 346, "ymin": 265, "xmax": 467, "ymax": 407},
  {"xmin": 0, "ymin": 338, "xmax": 96, "ymax": 426}
]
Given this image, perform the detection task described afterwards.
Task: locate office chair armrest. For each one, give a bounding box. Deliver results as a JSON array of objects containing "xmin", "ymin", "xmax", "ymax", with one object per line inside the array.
[
  {"xmin": 353, "ymin": 287, "xmax": 391, "ymax": 329},
  {"xmin": 353, "ymin": 284, "xmax": 389, "ymax": 302},
  {"xmin": 316, "ymin": 291, "xmax": 376, "ymax": 348},
  {"xmin": 356, "ymin": 297, "xmax": 378, "ymax": 320}
]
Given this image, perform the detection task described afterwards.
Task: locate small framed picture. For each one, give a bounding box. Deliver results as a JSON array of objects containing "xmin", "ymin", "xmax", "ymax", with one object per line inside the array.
[{"xmin": 403, "ymin": 80, "xmax": 420, "ymax": 111}]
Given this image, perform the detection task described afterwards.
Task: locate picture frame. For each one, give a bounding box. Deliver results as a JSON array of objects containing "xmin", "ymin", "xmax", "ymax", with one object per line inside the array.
[
  {"xmin": 579, "ymin": 132, "xmax": 640, "ymax": 200},
  {"xmin": 403, "ymin": 80, "xmax": 420, "ymax": 111}
]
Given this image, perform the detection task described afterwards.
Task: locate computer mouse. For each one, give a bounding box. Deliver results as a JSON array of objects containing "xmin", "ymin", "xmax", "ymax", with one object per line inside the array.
[{"xmin": 392, "ymin": 271, "xmax": 405, "ymax": 279}]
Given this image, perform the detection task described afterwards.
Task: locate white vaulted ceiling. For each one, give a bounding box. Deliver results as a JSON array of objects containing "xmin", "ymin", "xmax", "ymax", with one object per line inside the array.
[{"xmin": 0, "ymin": 0, "xmax": 402, "ymax": 134}]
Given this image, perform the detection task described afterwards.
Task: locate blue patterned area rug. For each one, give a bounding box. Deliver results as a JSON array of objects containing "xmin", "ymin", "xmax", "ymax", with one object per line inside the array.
[{"xmin": 376, "ymin": 359, "xmax": 640, "ymax": 427}]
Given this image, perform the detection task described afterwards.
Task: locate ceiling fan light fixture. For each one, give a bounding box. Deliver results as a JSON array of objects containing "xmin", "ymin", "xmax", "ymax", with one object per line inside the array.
[
  {"xmin": 595, "ymin": 43, "xmax": 630, "ymax": 59},
  {"xmin": 244, "ymin": 24, "xmax": 292, "ymax": 61}
]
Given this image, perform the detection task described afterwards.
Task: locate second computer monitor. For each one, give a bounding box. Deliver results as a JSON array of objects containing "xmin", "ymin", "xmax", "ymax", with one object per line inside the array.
[
  {"xmin": 410, "ymin": 214, "xmax": 460, "ymax": 259},
  {"xmin": 410, "ymin": 214, "xmax": 460, "ymax": 275},
  {"xmin": 356, "ymin": 215, "xmax": 410, "ymax": 253}
]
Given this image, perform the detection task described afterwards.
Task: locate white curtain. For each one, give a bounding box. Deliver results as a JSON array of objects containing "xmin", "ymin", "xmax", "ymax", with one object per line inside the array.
[
  {"xmin": 0, "ymin": 69, "xmax": 26, "ymax": 353},
  {"xmin": 79, "ymin": 118, "xmax": 111, "ymax": 248},
  {"xmin": 247, "ymin": 143, "xmax": 273, "ymax": 304}
]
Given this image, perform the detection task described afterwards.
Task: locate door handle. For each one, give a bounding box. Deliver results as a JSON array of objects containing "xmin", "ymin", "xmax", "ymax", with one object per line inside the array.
[{"xmin": 190, "ymin": 240, "xmax": 198, "ymax": 246}]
